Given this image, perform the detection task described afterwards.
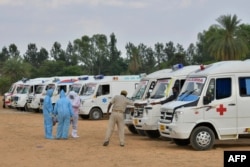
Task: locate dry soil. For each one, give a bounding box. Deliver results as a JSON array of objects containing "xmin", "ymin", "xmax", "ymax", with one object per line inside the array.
[{"xmin": 1, "ymin": 97, "xmax": 250, "ymax": 167}]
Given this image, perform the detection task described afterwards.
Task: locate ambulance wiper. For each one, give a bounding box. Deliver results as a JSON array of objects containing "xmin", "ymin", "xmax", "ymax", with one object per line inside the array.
[
  {"xmin": 180, "ymin": 89, "xmax": 197, "ymax": 101},
  {"xmin": 178, "ymin": 90, "xmax": 188, "ymax": 98}
]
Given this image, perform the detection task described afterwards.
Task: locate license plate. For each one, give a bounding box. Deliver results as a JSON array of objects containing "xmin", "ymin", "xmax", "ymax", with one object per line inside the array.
[
  {"xmin": 159, "ymin": 125, "xmax": 165, "ymax": 131},
  {"xmin": 133, "ymin": 119, "xmax": 138, "ymax": 125}
]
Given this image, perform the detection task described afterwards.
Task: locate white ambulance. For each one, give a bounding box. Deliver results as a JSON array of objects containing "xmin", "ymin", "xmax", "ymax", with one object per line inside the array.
[
  {"xmin": 26, "ymin": 77, "xmax": 56, "ymax": 112},
  {"xmin": 38, "ymin": 76, "xmax": 79, "ymax": 112},
  {"xmin": 11, "ymin": 78, "xmax": 51, "ymax": 111},
  {"xmin": 125, "ymin": 69, "xmax": 172, "ymax": 134},
  {"xmin": 69, "ymin": 75, "xmax": 95, "ymax": 95},
  {"xmin": 158, "ymin": 60, "xmax": 250, "ymax": 151},
  {"xmin": 133, "ymin": 65, "xmax": 200, "ymax": 138},
  {"xmin": 79, "ymin": 75, "xmax": 141, "ymax": 120},
  {"xmin": 3, "ymin": 79, "xmax": 27, "ymax": 108}
]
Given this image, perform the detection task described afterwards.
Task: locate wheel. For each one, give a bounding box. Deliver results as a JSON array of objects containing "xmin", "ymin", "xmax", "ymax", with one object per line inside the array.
[
  {"xmin": 190, "ymin": 126, "xmax": 215, "ymax": 151},
  {"xmin": 89, "ymin": 108, "xmax": 102, "ymax": 120},
  {"xmin": 3, "ymin": 99, "xmax": 5, "ymax": 108},
  {"xmin": 24, "ymin": 103, "xmax": 29, "ymax": 112},
  {"xmin": 173, "ymin": 138, "xmax": 190, "ymax": 146},
  {"xmin": 126, "ymin": 125, "xmax": 138, "ymax": 134},
  {"xmin": 145, "ymin": 130, "xmax": 161, "ymax": 138},
  {"xmin": 136, "ymin": 129, "xmax": 147, "ymax": 136}
]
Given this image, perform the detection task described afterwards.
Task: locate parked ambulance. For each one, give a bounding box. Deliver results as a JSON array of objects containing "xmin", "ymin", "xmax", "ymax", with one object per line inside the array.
[
  {"xmin": 26, "ymin": 77, "xmax": 56, "ymax": 112},
  {"xmin": 125, "ymin": 69, "xmax": 172, "ymax": 134},
  {"xmin": 69, "ymin": 75, "xmax": 95, "ymax": 95},
  {"xmin": 11, "ymin": 78, "xmax": 51, "ymax": 111},
  {"xmin": 79, "ymin": 75, "xmax": 141, "ymax": 120},
  {"xmin": 3, "ymin": 79, "xmax": 27, "ymax": 108},
  {"xmin": 38, "ymin": 76, "xmax": 79, "ymax": 112},
  {"xmin": 158, "ymin": 60, "xmax": 250, "ymax": 151},
  {"xmin": 133, "ymin": 65, "xmax": 200, "ymax": 138}
]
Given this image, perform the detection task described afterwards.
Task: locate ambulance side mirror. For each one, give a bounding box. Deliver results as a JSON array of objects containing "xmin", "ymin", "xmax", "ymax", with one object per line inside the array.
[
  {"xmin": 203, "ymin": 96, "xmax": 211, "ymax": 105},
  {"xmin": 146, "ymin": 92, "xmax": 150, "ymax": 98}
]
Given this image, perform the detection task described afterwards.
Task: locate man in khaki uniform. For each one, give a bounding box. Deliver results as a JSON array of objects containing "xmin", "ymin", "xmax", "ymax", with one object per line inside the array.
[{"xmin": 103, "ymin": 90, "xmax": 134, "ymax": 147}]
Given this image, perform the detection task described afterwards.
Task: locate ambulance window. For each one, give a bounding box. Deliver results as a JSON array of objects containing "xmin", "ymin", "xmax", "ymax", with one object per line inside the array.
[
  {"xmin": 215, "ymin": 78, "xmax": 231, "ymax": 99},
  {"xmin": 102, "ymin": 85, "xmax": 110, "ymax": 95},
  {"xmin": 58, "ymin": 86, "xmax": 67, "ymax": 94},
  {"xmin": 239, "ymin": 77, "xmax": 250, "ymax": 96},
  {"xmin": 97, "ymin": 84, "xmax": 110, "ymax": 96},
  {"xmin": 205, "ymin": 79, "xmax": 215, "ymax": 101},
  {"xmin": 29, "ymin": 86, "xmax": 34, "ymax": 94},
  {"xmin": 148, "ymin": 81, "xmax": 156, "ymax": 93},
  {"xmin": 174, "ymin": 79, "xmax": 186, "ymax": 90}
]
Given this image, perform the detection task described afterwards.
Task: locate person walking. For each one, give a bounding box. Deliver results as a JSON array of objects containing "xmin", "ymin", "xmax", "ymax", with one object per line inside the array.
[
  {"xmin": 53, "ymin": 89, "xmax": 74, "ymax": 139},
  {"xmin": 103, "ymin": 90, "xmax": 134, "ymax": 147},
  {"xmin": 43, "ymin": 88, "xmax": 54, "ymax": 139},
  {"xmin": 68, "ymin": 91, "xmax": 81, "ymax": 138}
]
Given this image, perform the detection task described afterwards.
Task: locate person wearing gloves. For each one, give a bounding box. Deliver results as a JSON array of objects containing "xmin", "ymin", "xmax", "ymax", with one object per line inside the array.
[
  {"xmin": 43, "ymin": 88, "xmax": 54, "ymax": 139},
  {"xmin": 68, "ymin": 91, "xmax": 81, "ymax": 138},
  {"xmin": 53, "ymin": 89, "xmax": 74, "ymax": 139}
]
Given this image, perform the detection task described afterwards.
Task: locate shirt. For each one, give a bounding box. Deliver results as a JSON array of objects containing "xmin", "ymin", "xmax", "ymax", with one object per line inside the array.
[{"xmin": 110, "ymin": 95, "xmax": 134, "ymax": 112}]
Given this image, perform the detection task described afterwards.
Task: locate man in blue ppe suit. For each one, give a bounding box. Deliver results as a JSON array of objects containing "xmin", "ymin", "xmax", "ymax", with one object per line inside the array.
[
  {"xmin": 43, "ymin": 88, "xmax": 54, "ymax": 139},
  {"xmin": 54, "ymin": 89, "xmax": 74, "ymax": 139}
]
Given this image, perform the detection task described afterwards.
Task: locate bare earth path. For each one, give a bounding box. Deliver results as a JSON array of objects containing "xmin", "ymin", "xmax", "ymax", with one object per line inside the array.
[{"xmin": 1, "ymin": 97, "xmax": 250, "ymax": 167}]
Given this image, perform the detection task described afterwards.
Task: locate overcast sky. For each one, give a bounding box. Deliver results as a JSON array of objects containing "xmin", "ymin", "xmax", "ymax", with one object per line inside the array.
[{"xmin": 1, "ymin": 0, "xmax": 250, "ymax": 57}]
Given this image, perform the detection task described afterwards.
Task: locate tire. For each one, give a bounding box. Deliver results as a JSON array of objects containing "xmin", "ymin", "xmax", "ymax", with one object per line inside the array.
[
  {"xmin": 136, "ymin": 129, "xmax": 147, "ymax": 136},
  {"xmin": 126, "ymin": 125, "xmax": 138, "ymax": 134},
  {"xmin": 173, "ymin": 138, "xmax": 190, "ymax": 146},
  {"xmin": 190, "ymin": 126, "xmax": 215, "ymax": 151},
  {"xmin": 145, "ymin": 130, "xmax": 161, "ymax": 138},
  {"xmin": 89, "ymin": 108, "xmax": 102, "ymax": 120},
  {"xmin": 24, "ymin": 103, "xmax": 29, "ymax": 112}
]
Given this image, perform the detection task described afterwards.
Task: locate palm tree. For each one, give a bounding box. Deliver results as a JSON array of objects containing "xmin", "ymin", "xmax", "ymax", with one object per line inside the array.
[{"xmin": 207, "ymin": 14, "xmax": 248, "ymax": 60}]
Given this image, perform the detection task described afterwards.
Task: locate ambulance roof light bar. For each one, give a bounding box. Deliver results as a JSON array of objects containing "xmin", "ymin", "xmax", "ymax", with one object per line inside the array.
[
  {"xmin": 78, "ymin": 75, "xmax": 89, "ymax": 80},
  {"xmin": 21, "ymin": 78, "xmax": 30, "ymax": 83},
  {"xmin": 94, "ymin": 74, "xmax": 104, "ymax": 80},
  {"xmin": 172, "ymin": 63, "xmax": 184, "ymax": 71}
]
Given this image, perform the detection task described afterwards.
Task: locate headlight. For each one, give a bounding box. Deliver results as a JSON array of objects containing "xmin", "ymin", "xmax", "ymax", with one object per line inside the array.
[{"xmin": 174, "ymin": 110, "xmax": 183, "ymax": 121}]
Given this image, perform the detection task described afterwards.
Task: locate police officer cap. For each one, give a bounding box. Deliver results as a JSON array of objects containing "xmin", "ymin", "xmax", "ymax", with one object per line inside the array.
[{"xmin": 121, "ymin": 90, "xmax": 127, "ymax": 96}]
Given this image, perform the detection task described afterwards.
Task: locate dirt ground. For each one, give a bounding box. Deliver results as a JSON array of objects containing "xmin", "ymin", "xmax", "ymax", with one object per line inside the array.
[{"xmin": 1, "ymin": 97, "xmax": 250, "ymax": 167}]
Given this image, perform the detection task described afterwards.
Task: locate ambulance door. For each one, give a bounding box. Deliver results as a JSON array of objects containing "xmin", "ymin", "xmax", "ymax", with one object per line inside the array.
[
  {"xmin": 204, "ymin": 76, "xmax": 237, "ymax": 137},
  {"xmin": 236, "ymin": 76, "xmax": 250, "ymax": 133},
  {"xmin": 95, "ymin": 84, "xmax": 111, "ymax": 113}
]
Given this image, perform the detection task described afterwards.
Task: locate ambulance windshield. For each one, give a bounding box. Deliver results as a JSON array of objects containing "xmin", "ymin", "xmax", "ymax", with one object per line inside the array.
[
  {"xmin": 70, "ymin": 84, "xmax": 82, "ymax": 94},
  {"xmin": 35, "ymin": 85, "xmax": 45, "ymax": 94},
  {"xmin": 178, "ymin": 77, "xmax": 206, "ymax": 101},
  {"xmin": 150, "ymin": 79, "xmax": 170, "ymax": 99},
  {"xmin": 83, "ymin": 83, "xmax": 96, "ymax": 96},
  {"xmin": 131, "ymin": 80, "xmax": 149, "ymax": 100}
]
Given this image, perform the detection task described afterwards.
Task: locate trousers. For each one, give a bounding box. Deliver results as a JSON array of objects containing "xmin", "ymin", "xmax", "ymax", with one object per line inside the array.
[{"xmin": 104, "ymin": 111, "xmax": 125, "ymax": 144}]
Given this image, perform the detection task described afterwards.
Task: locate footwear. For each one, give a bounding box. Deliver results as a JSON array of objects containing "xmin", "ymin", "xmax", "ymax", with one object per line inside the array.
[
  {"xmin": 72, "ymin": 130, "xmax": 79, "ymax": 138},
  {"xmin": 120, "ymin": 144, "xmax": 124, "ymax": 147},
  {"xmin": 103, "ymin": 141, "xmax": 109, "ymax": 146}
]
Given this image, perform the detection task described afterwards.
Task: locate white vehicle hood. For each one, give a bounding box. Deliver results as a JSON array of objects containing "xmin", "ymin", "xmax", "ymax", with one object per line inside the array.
[{"xmin": 161, "ymin": 100, "xmax": 192, "ymax": 110}]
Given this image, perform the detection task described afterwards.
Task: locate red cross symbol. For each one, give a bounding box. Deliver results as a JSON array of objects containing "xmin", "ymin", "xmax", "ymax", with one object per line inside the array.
[{"xmin": 216, "ymin": 104, "xmax": 227, "ymax": 115}]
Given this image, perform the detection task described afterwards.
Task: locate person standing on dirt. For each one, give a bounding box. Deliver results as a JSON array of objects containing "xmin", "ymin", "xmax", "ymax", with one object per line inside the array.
[
  {"xmin": 53, "ymin": 89, "xmax": 74, "ymax": 139},
  {"xmin": 68, "ymin": 91, "xmax": 81, "ymax": 138},
  {"xmin": 103, "ymin": 90, "xmax": 134, "ymax": 147},
  {"xmin": 43, "ymin": 88, "xmax": 54, "ymax": 139}
]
